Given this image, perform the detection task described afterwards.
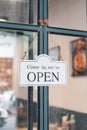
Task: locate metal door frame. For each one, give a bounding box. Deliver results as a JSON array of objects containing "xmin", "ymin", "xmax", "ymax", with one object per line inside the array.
[{"xmin": 0, "ymin": 0, "xmax": 87, "ymax": 130}]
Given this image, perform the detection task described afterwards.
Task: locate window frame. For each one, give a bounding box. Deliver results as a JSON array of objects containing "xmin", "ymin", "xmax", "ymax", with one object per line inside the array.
[{"xmin": 0, "ymin": 1, "xmax": 87, "ymax": 130}]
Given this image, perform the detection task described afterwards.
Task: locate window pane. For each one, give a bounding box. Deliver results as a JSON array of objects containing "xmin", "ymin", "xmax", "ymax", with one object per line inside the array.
[
  {"xmin": 0, "ymin": 0, "xmax": 37, "ymax": 25},
  {"xmin": 0, "ymin": 29, "xmax": 38, "ymax": 130},
  {"xmin": 49, "ymin": 34, "xmax": 87, "ymax": 130},
  {"xmin": 49, "ymin": 0, "xmax": 86, "ymax": 30}
]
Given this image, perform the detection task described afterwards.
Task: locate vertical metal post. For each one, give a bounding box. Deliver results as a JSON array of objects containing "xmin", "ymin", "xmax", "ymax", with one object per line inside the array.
[
  {"xmin": 38, "ymin": 0, "xmax": 44, "ymax": 21},
  {"xmin": 43, "ymin": 1, "xmax": 49, "ymax": 130},
  {"xmin": 28, "ymin": 34, "xmax": 34, "ymax": 130},
  {"xmin": 38, "ymin": 0, "xmax": 44, "ymax": 129},
  {"xmin": 28, "ymin": 0, "xmax": 34, "ymax": 130},
  {"xmin": 38, "ymin": 27, "xmax": 44, "ymax": 130},
  {"xmin": 43, "ymin": 27, "xmax": 49, "ymax": 130},
  {"xmin": 29, "ymin": 0, "xmax": 33, "ymax": 23},
  {"xmin": 38, "ymin": 0, "xmax": 49, "ymax": 130},
  {"xmin": 43, "ymin": 0, "xmax": 48, "ymax": 20},
  {"xmin": 28, "ymin": 85, "xmax": 33, "ymax": 130}
]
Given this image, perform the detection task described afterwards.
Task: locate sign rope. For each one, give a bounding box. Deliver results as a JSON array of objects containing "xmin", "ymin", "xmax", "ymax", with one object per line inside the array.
[
  {"xmin": 21, "ymin": 22, "xmax": 64, "ymax": 61},
  {"xmin": 21, "ymin": 26, "xmax": 42, "ymax": 60}
]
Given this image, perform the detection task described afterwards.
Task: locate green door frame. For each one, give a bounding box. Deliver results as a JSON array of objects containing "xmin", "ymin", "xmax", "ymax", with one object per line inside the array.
[
  {"xmin": 38, "ymin": 1, "xmax": 48, "ymax": 130},
  {"xmin": 0, "ymin": 1, "xmax": 87, "ymax": 130}
]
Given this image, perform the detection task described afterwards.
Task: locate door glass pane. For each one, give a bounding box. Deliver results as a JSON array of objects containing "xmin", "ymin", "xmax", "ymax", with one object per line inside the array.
[
  {"xmin": 0, "ymin": 0, "xmax": 37, "ymax": 25},
  {"xmin": 49, "ymin": 0, "xmax": 86, "ymax": 30},
  {"xmin": 0, "ymin": 29, "xmax": 38, "ymax": 130},
  {"xmin": 49, "ymin": 34, "xmax": 87, "ymax": 130}
]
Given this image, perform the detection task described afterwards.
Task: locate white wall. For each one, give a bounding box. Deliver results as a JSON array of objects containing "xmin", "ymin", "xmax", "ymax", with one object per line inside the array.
[
  {"xmin": 49, "ymin": 0, "xmax": 86, "ymax": 30},
  {"xmin": 48, "ymin": 0, "xmax": 87, "ymax": 113},
  {"xmin": 49, "ymin": 36, "xmax": 87, "ymax": 113}
]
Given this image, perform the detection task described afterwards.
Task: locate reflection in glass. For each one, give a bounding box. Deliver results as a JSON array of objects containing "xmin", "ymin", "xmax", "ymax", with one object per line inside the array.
[
  {"xmin": 49, "ymin": 34, "xmax": 87, "ymax": 130},
  {"xmin": 0, "ymin": 30, "xmax": 38, "ymax": 130},
  {"xmin": 0, "ymin": 0, "xmax": 37, "ymax": 24},
  {"xmin": 49, "ymin": 0, "xmax": 86, "ymax": 30},
  {"xmin": 0, "ymin": 0, "xmax": 28, "ymax": 23}
]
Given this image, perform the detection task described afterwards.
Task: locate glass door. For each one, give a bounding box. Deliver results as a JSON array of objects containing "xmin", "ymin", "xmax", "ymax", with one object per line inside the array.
[
  {"xmin": 48, "ymin": 33, "xmax": 87, "ymax": 130},
  {"xmin": 0, "ymin": 25, "xmax": 39, "ymax": 130},
  {"xmin": 0, "ymin": 1, "xmax": 87, "ymax": 130}
]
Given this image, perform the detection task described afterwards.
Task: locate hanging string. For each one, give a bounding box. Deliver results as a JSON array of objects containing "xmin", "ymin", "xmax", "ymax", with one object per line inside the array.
[
  {"xmin": 21, "ymin": 22, "xmax": 64, "ymax": 61},
  {"xmin": 21, "ymin": 26, "xmax": 42, "ymax": 60},
  {"xmin": 45, "ymin": 26, "xmax": 64, "ymax": 61}
]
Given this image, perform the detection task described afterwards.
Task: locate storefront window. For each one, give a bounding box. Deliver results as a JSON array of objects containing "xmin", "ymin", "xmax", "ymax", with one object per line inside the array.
[
  {"xmin": 0, "ymin": 0, "xmax": 87, "ymax": 130},
  {"xmin": 49, "ymin": 0, "xmax": 86, "ymax": 30},
  {"xmin": 0, "ymin": 0, "xmax": 37, "ymax": 24},
  {"xmin": 0, "ymin": 29, "xmax": 38, "ymax": 130},
  {"xmin": 49, "ymin": 34, "xmax": 87, "ymax": 130}
]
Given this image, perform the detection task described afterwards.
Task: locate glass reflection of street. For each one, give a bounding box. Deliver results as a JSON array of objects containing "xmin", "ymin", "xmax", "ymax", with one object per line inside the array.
[
  {"xmin": 0, "ymin": 90, "xmax": 17, "ymax": 130},
  {"xmin": 0, "ymin": 115, "xmax": 16, "ymax": 130}
]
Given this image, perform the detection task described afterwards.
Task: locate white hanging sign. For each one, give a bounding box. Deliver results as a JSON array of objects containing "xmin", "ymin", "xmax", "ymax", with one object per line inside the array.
[{"xmin": 19, "ymin": 54, "xmax": 66, "ymax": 86}]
